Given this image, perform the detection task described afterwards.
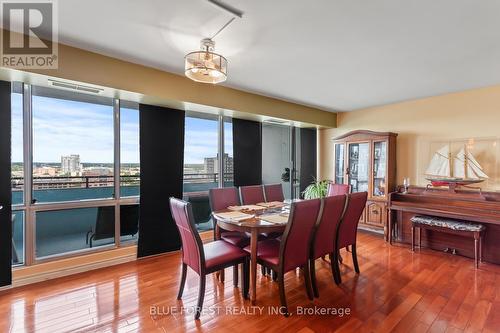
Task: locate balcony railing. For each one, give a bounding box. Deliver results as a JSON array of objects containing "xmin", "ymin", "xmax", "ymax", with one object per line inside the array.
[{"xmin": 11, "ymin": 173, "xmax": 234, "ymax": 190}]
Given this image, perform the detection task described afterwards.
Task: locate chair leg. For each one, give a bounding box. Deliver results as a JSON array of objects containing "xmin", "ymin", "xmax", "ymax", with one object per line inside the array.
[
  {"xmin": 337, "ymin": 249, "xmax": 343, "ymax": 264},
  {"xmin": 332, "ymin": 251, "xmax": 341, "ymax": 285},
  {"xmin": 352, "ymin": 244, "xmax": 360, "ymax": 274},
  {"xmin": 261, "ymin": 265, "xmax": 266, "ymax": 276},
  {"xmin": 220, "ymin": 269, "xmax": 225, "ymax": 283},
  {"xmin": 177, "ymin": 263, "xmax": 187, "ymax": 299},
  {"xmin": 272, "ymin": 269, "xmax": 278, "ymax": 281},
  {"xmin": 310, "ymin": 258, "xmax": 319, "ymax": 298},
  {"xmin": 242, "ymin": 259, "xmax": 249, "ymax": 299},
  {"xmin": 419, "ymin": 227, "xmax": 422, "ymax": 248},
  {"xmin": 303, "ymin": 264, "xmax": 313, "ymax": 300},
  {"xmin": 195, "ymin": 274, "xmax": 206, "ymax": 320},
  {"xmin": 278, "ymin": 271, "xmax": 289, "ymax": 317},
  {"xmin": 479, "ymin": 235, "xmax": 483, "ymax": 263},
  {"xmin": 411, "ymin": 224, "xmax": 415, "ymax": 251},
  {"xmin": 474, "ymin": 235, "xmax": 479, "ymax": 269},
  {"xmin": 233, "ymin": 264, "xmax": 238, "ymax": 287}
]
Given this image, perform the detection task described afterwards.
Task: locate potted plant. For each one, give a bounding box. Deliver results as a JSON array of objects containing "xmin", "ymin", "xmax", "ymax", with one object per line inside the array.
[{"xmin": 302, "ymin": 179, "xmax": 330, "ymax": 199}]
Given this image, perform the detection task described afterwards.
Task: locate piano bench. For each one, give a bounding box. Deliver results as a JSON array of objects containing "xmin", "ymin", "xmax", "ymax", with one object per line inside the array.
[{"xmin": 410, "ymin": 215, "xmax": 485, "ymax": 268}]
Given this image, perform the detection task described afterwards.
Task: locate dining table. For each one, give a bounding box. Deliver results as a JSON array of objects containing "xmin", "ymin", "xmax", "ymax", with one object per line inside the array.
[{"xmin": 213, "ymin": 202, "xmax": 292, "ymax": 305}]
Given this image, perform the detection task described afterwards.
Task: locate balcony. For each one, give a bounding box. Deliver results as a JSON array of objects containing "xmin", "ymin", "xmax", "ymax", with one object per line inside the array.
[{"xmin": 11, "ymin": 173, "xmax": 232, "ymax": 264}]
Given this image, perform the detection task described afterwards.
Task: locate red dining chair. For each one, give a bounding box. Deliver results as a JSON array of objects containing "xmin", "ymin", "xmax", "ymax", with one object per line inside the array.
[
  {"xmin": 244, "ymin": 199, "xmax": 322, "ymax": 316},
  {"xmin": 309, "ymin": 194, "xmax": 348, "ymax": 297},
  {"xmin": 333, "ymin": 192, "xmax": 368, "ymax": 284},
  {"xmin": 240, "ymin": 185, "xmax": 265, "ymax": 205},
  {"xmin": 209, "ymin": 187, "xmax": 250, "ymax": 248},
  {"xmin": 327, "ymin": 183, "xmax": 350, "ymax": 196},
  {"xmin": 264, "ymin": 183, "xmax": 285, "ymax": 202},
  {"xmin": 170, "ymin": 197, "xmax": 249, "ymax": 320}
]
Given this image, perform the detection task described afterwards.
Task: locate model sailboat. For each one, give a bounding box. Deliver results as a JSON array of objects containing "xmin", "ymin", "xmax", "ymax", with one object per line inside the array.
[{"xmin": 425, "ymin": 145, "xmax": 489, "ymax": 187}]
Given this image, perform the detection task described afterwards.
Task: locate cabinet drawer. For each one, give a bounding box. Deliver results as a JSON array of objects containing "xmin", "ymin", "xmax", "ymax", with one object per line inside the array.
[{"xmin": 366, "ymin": 202, "xmax": 385, "ymax": 226}]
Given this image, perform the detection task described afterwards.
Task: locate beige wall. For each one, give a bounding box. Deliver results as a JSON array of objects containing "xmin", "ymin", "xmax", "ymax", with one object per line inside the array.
[
  {"xmin": 319, "ymin": 85, "xmax": 500, "ymax": 190},
  {"xmin": 0, "ymin": 30, "xmax": 336, "ymax": 128}
]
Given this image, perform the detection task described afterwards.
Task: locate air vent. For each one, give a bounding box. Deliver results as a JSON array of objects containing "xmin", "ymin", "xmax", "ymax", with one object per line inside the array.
[
  {"xmin": 48, "ymin": 79, "xmax": 104, "ymax": 94},
  {"xmin": 263, "ymin": 119, "xmax": 289, "ymax": 125}
]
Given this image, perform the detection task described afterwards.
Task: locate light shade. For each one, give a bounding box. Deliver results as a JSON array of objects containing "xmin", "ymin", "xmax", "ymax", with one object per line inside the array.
[{"xmin": 185, "ymin": 39, "xmax": 227, "ymax": 84}]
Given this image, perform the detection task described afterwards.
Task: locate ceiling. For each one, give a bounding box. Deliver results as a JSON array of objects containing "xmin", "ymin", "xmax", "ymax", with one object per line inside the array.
[{"xmin": 48, "ymin": 1, "xmax": 500, "ymax": 111}]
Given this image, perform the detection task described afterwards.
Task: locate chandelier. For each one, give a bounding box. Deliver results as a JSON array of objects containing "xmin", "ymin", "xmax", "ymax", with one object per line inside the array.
[
  {"xmin": 185, "ymin": 38, "xmax": 227, "ymax": 84},
  {"xmin": 184, "ymin": 0, "xmax": 243, "ymax": 84}
]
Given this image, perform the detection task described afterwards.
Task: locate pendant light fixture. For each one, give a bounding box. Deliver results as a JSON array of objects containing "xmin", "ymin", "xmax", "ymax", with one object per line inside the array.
[
  {"xmin": 185, "ymin": 38, "xmax": 228, "ymax": 84},
  {"xmin": 184, "ymin": 0, "xmax": 243, "ymax": 84}
]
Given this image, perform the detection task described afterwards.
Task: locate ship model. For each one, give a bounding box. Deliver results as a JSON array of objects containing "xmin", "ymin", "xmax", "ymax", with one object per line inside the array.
[{"xmin": 425, "ymin": 145, "xmax": 489, "ymax": 190}]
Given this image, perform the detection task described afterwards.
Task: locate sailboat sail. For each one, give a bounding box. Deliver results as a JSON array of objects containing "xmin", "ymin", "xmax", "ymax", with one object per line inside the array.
[
  {"xmin": 425, "ymin": 145, "xmax": 450, "ymax": 177},
  {"xmin": 426, "ymin": 144, "xmax": 489, "ymax": 184},
  {"xmin": 464, "ymin": 150, "xmax": 488, "ymax": 179}
]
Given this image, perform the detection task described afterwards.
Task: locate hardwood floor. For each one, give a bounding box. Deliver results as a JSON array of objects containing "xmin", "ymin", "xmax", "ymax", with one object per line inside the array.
[{"xmin": 1, "ymin": 231, "xmax": 500, "ymax": 333}]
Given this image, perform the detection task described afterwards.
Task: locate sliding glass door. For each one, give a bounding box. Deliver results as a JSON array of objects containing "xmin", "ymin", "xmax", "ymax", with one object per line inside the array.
[{"xmin": 262, "ymin": 123, "xmax": 293, "ymax": 199}]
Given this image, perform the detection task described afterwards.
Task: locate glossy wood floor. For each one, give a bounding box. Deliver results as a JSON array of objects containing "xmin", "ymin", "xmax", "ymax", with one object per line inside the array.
[{"xmin": 1, "ymin": 232, "xmax": 500, "ymax": 333}]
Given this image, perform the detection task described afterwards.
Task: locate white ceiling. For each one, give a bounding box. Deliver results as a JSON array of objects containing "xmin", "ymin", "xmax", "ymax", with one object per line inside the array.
[{"xmin": 52, "ymin": 0, "xmax": 500, "ymax": 111}]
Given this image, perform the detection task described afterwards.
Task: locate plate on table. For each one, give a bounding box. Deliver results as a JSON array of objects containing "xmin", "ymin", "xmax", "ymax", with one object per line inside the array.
[
  {"xmin": 259, "ymin": 213, "xmax": 289, "ymax": 225},
  {"xmin": 214, "ymin": 211, "xmax": 255, "ymax": 222},
  {"xmin": 256, "ymin": 201, "xmax": 286, "ymax": 208}
]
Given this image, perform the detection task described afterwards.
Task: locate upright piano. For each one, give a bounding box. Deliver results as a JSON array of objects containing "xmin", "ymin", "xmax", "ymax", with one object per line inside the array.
[{"xmin": 389, "ymin": 186, "xmax": 500, "ymax": 264}]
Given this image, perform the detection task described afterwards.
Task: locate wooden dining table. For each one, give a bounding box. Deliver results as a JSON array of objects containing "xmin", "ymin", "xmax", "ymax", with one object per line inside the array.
[{"xmin": 213, "ymin": 205, "xmax": 288, "ymax": 305}]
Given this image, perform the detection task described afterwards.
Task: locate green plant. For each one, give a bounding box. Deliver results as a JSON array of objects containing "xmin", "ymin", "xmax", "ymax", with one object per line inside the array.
[{"xmin": 302, "ymin": 179, "xmax": 330, "ymax": 199}]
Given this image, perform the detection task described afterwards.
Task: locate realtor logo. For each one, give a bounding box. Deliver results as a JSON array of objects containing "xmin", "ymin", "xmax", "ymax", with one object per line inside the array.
[{"xmin": 1, "ymin": 0, "xmax": 58, "ymax": 69}]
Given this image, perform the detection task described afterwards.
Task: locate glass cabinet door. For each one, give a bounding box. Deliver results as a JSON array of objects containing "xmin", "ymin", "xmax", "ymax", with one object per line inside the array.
[
  {"xmin": 348, "ymin": 142, "xmax": 369, "ymax": 193},
  {"xmin": 372, "ymin": 141, "xmax": 387, "ymax": 197},
  {"xmin": 334, "ymin": 143, "xmax": 345, "ymax": 184}
]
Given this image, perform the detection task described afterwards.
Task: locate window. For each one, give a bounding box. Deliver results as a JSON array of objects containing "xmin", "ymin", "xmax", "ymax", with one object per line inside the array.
[
  {"xmin": 183, "ymin": 114, "xmax": 219, "ymax": 194},
  {"xmin": 36, "ymin": 206, "xmax": 115, "ymax": 258},
  {"xmin": 11, "ymin": 82, "xmax": 140, "ymax": 266},
  {"xmin": 120, "ymin": 102, "xmax": 140, "ymax": 198},
  {"xmin": 11, "ymin": 83, "xmax": 24, "ymax": 265},
  {"xmin": 12, "ymin": 210, "xmax": 24, "ymax": 265},
  {"xmin": 11, "ymin": 83, "xmax": 23, "ymax": 205},
  {"xmin": 32, "ymin": 86, "xmax": 115, "ymax": 203},
  {"xmin": 183, "ymin": 114, "xmax": 219, "ymax": 231},
  {"xmin": 223, "ymin": 119, "xmax": 234, "ymax": 187},
  {"xmin": 119, "ymin": 101, "xmax": 140, "ymax": 244}
]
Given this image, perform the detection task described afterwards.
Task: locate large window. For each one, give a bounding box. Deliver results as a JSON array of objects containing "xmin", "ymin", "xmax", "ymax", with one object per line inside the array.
[
  {"xmin": 183, "ymin": 113, "xmax": 234, "ymax": 232},
  {"xmin": 32, "ymin": 86, "xmax": 115, "ymax": 203},
  {"xmin": 184, "ymin": 114, "xmax": 220, "ymax": 193},
  {"xmin": 11, "ymin": 83, "xmax": 140, "ymax": 265}
]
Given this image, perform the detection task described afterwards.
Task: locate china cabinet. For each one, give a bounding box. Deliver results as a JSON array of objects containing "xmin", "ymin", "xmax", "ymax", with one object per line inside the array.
[{"xmin": 333, "ymin": 130, "xmax": 397, "ymax": 237}]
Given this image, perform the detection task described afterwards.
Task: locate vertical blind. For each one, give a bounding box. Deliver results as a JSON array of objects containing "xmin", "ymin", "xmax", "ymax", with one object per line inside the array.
[
  {"xmin": 0, "ymin": 81, "xmax": 12, "ymax": 286},
  {"xmin": 233, "ymin": 118, "xmax": 262, "ymax": 187},
  {"xmin": 138, "ymin": 104, "xmax": 185, "ymax": 257}
]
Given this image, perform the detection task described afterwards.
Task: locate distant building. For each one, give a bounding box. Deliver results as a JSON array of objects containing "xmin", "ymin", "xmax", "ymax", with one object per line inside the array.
[
  {"xmin": 204, "ymin": 153, "xmax": 233, "ymax": 174},
  {"xmin": 33, "ymin": 166, "xmax": 58, "ymax": 177},
  {"xmin": 61, "ymin": 155, "xmax": 82, "ymax": 176}
]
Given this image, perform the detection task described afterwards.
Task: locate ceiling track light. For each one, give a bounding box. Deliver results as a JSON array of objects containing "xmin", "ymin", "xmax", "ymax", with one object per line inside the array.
[{"xmin": 184, "ymin": 1, "xmax": 243, "ymax": 84}]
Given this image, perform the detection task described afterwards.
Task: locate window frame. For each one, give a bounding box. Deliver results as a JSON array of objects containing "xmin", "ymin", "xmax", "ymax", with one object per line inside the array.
[{"xmin": 12, "ymin": 83, "xmax": 140, "ymax": 266}]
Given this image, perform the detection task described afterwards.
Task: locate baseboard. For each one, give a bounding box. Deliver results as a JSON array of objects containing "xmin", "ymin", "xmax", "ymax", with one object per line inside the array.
[{"xmin": 10, "ymin": 246, "xmax": 137, "ymax": 289}]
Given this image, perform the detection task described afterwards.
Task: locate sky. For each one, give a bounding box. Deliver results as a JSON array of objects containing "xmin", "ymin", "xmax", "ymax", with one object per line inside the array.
[{"xmin": 11, "ymin": 92, "xmax": 233, "ymax": 165}]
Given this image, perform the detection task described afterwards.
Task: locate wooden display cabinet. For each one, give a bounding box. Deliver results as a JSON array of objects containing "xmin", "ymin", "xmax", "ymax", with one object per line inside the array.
[{"xmin": 333, "ymin": 130, "xmax": 397, "ymax": 237}]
